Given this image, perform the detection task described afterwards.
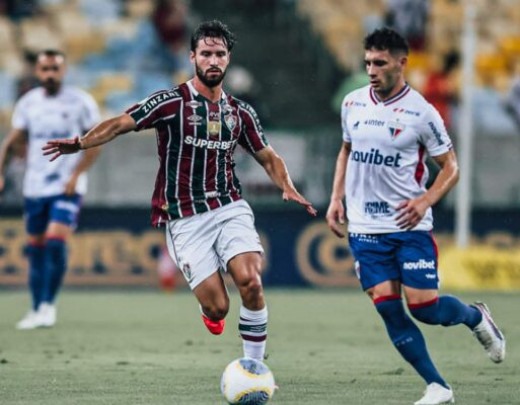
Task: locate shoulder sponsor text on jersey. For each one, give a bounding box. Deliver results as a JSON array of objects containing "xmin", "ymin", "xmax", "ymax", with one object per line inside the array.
[
  {"xmin": 393, "ymin": 107, "xmax": 420, "ymax": 117},
  {"xmin": 141, "ymin": 91, "xmax": 179, "ymax": 113},
  {"xmin": 427, "ymin": 121, "xmax": 445, "ymax": 145},
  {"xmin": 351, "ymin": 148, "xmax": 402, "ymax": 167},
  {"xmin": 344, "ymin": 100, "xmax": 367, "ymax": 108},
  {"xmin": 184, "ymin": 135, "xmax": 234, "ymax": 150}
]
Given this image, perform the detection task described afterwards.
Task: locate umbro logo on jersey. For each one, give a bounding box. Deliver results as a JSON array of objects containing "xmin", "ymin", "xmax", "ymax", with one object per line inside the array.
[
  {"xmin": 187, "ymin": 114, "xmax": 203, "ymax": 125},
  {"xmin": 186, "ymin": 100, "xmax": 202, "ymax": 109}
]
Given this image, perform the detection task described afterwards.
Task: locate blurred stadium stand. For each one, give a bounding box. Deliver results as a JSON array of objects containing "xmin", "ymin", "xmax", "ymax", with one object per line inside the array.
[{"xmin": 0, "ymin": 0, "xmax": 519, "ymax": 210}]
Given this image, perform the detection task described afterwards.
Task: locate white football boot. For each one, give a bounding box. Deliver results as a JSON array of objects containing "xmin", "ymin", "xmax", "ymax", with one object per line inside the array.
[
  {"xmin": 414, "ymin": 383, "xmax": 454, "ymax": 405},
  {"xmin": 471, "ymin": 302, "xmax": 506, "ymax": 363},
  {"xmin": 38, "ymin": 302, "xmax": 57, "ymax": 327},
  {"xmin": 16, "ymin": 310, "xmax": 41, "ymax": 330}
]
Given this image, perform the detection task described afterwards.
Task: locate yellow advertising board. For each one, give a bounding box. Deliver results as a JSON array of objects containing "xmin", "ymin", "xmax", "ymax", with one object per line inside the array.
[{"xmin": 439, "ymin": 245, "xmax": 520, "ymax": 291}]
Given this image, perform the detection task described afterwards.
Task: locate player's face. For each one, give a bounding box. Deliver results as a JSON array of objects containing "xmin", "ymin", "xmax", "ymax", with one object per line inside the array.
[
  {"xmin": 35, "ymin": 55, "xmax": 66, "ymax": 95},
  {"xmin": 191, "ymin": 37, "xmax": 230, "ymax": 88},
  {"xmin": 364, "ymin": 48, "xmax": 406, "ymax": 99}
]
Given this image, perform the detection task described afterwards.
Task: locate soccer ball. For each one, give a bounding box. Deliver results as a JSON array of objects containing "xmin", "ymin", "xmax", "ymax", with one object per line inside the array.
[{"xmin": 220, "ymin": 358, "xmax": 275, "ymax": 404}]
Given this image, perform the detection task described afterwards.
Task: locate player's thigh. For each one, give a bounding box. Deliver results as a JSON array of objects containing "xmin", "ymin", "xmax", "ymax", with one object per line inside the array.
[
  {"xmin": 48, "ymin": 194, "xmax": 82, "ymax": 235},
  {"xmin": 395, "ymin": 231, "xmax": 439, "ymax": 291},
  {"xmin": 24, "ymin": 197, "xmax": 50, "ymax": 237},
  {"xmin": 192, "ymin": 270, "xmax": 229, "ymax": 314},
  {"xmin": 227, "ymin": 251, "xmax": 264, "ymax": 288},
  {"xmin": 215, "ymin": 209, "xmax": 264, "ymax": 275},
  {"xmin": 164, "ymin": 213, "xmax": 221, "ymax": 290},
  {"xmin": 348, "ymin": 233, "xmax": 400, "ymax": 292}
]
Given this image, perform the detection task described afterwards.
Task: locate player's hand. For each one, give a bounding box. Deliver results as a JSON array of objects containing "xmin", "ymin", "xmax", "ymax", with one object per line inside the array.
[
  {"xmin": 395, "ymin": 196, "xmax": 430, "ymax": 230},
  {"xmin": 282, "ymin": 188, "xmax": 317, "ymax": 216},
  {"xmin": 326, "ymin": 199, "xmax": 346, "ymax": 238},
  {"xmin": 42, "ymin": 136, "xmax": 82, "ymax": 161}
]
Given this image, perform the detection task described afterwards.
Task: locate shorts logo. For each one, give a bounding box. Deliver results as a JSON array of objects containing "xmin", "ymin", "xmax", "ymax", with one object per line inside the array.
[
  {"xmin": 181, "ymin": 263, "xmax": 193, "ymax": 281},
  {"xmin": 403, "ymin": 259, "xmax": 435, "ymax": 270}
]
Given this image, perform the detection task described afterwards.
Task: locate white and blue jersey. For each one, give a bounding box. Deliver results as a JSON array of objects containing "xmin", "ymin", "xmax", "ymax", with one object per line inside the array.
[
  {"xmin": 341, "ymin": 84, "xmax": 453, "ymax": 234},
  {"xmin": 12, "ymin": 86, "xmax": 100, "ymax": 198}
]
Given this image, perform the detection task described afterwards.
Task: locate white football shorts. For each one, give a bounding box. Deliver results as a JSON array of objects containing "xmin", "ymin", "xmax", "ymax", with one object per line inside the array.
[{"xmin": 165, "ymin": 199, "xmax": 264, "ymax": 290}]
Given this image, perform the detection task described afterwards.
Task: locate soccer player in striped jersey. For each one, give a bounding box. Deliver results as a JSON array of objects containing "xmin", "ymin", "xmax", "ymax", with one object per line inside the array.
[
  {"xmin": 326, "ymin": 28, "xmax": 505, "ymax": 405},
  {"xmin": 0, "ymin": 49, "xmax": 101, "ymax": 330},
  {"xmin": 43, "ymin": 20, "xmax": 316, "ymax": 362}
]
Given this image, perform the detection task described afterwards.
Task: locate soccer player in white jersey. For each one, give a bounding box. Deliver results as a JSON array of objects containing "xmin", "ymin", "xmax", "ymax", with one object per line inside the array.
[
  {"xmin": 326, "ymin": 28, "xmax": 505, "ymax": 405},
  {"xmin": 0, "ymin": 49, "xmax": 101, "ymax": 330},
  {"xmin": 43, "ymin": 21, "xmax": 316, "ymax": 363}
]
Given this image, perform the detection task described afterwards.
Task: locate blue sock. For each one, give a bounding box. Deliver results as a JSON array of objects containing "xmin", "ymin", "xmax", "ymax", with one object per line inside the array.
[
  {"xmin": 42, "ymin": 238, "xmax": 68, "ymax": 304},
  {"xmin": 26, "ymin": 244, "xmax": 45, "ymax": 310},
  {"xmin": 375, "ymin": 296, "xmax": 448, "ymax": 388},
  {"xmin": 409, "ymin": 295, "xmax": 482, "ymax": 329}
]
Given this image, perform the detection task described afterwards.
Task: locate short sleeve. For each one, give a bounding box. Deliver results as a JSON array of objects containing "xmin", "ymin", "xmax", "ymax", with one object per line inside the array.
[
  {"xmin": 11, "ymin": 99, "xmax": 27, "ymax": 130},
  {"xmin": 418, "ymin": 104, "xmax": 453, "ymax": 157},
  {"xmin": 341, "ymin": 95, "xmax": 351, "ymax": 143},
  {"xmin": 125, "ymin": 90, "xmax": 181, "ymax": 130},
  {"xmin": 79, "ymin": 92, "xmax": 101, "ymax": 132},
  {"xmin": 237, "ymin": 101, "xmax": 269, "ymax": 154}
]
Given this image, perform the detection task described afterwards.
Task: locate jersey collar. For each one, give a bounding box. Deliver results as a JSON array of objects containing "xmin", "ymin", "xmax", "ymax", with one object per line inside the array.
[
  {"xmin": 369, "ymin": 83, "xmax": 410, "ymax": 106},
  {"xmin": 187, "ymin": 79, "xmax": 227, "ymax": 102}
]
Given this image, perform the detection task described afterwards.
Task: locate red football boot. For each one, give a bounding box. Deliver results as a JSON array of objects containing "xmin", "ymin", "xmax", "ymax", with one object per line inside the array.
[{"xmin": 201, "ymin": 314, "xmax": 225, "ymax": 335}]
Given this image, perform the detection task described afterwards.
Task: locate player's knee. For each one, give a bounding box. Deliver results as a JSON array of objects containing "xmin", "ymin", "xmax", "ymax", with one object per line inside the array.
[
  {"xmin": 202, "ymin": 301, "xmax": 229, "ymax": 321},
  {"xmin": 241, "ymin": 272, "xmax": 263, "ymax": 297}
]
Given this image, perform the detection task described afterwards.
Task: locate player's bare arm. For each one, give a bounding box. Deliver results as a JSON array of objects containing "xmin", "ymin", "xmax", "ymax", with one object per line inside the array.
[
  {"xmin": 254, "ymin": 146, "xmax": 317, "ymax": 216},
  {"xmin": 396, "ymin": 149, "xmax": 459, "ymax": 229},
  {"xmin": 64, "ymin": 146, "xmax": 103, "ymax": 195},
  {"xmin": 326, "ymin": 142, "xmax": 351, "ymax": 238},
  {"xmin": 43, "ymin": 113, "xmax": 136, "ymax": 161},
  {"xmin": 0, "ymin": 128, "xmax": 27, "ymax": 192}
]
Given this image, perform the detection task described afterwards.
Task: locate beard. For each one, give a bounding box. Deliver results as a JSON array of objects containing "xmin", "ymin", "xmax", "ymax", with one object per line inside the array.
[
  {"xmin": 43, "ymin": 79, "xmax": 61, "ymax": 95},
  {"xmin": 195, "ymin": 64, "xmax": 226, "ymax": 88}
]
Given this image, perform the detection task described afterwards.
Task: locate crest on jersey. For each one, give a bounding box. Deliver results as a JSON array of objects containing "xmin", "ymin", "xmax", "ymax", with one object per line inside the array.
[
  {"xmin": 388, "ymin": 120, "xmax": 405, "ymax": 140},
  {"xmin": 207, "ymin": 120, "xmax": 221, "ymax": 137},
  {"xmin": 224, "ymin": 114, "xmax": 237, "ymax": 131}
]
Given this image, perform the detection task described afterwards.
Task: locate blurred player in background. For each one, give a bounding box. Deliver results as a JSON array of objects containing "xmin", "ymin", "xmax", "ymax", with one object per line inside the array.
[
  {"xmin": 43, "ymin": 20, "xmax": 316, "ymax": 362},
  {"xmin": 0, "ymin": 49, "xmax": 101, "ymax": 330},
  {"xmin": 326, "ymin": 28, "xmax": 505, "ymax": 405}
]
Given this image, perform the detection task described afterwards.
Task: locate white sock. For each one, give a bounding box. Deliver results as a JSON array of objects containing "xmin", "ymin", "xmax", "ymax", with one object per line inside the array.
[{"xmin": 239, "ymin": 305, "xmax": 268, "ymax": 361}]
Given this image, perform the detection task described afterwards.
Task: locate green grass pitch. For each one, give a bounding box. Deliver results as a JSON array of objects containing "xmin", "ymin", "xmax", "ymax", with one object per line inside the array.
[{"xmin": 0, "ymin": 289, "xmax": 518, "ymax": 404}]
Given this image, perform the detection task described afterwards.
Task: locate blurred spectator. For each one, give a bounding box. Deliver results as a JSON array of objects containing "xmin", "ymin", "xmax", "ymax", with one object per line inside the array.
[
  {"xmin": 384, "ymin": 0, "xmax": 430, "ymax": 51},
  {"xmin": 153, "ymin": 0, "xmax": 189, "ymax": 54},
  {"xmin": 150, "ymin": 0, "xmax": 192, "ymax": 73},
  {"xmin": 16, "ymin": 50, "xmax": 39, "ymax": 98},
  {"xmin": 422, "ymin": 50, "xmax": 460, "ymax": 133},
  {"xmin": 504, "ymin": 61, "xmax": 520, "ymax": 131},
  {"xmin": 226, "ymin": 65, "xmax": 271, "ymax": 126},
  {"xmin": 0, "ymin": 0, "xmax": 41, "ymax": 21}
]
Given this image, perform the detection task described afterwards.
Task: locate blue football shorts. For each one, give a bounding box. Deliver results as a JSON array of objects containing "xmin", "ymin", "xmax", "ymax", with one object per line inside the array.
[
  {"xmin": 24, "ymin": 194, "xmax": 82, "ymax": 235},
  {"xmin": 348, "ymin": 231, "xmax": 439, "ymax": 290}
]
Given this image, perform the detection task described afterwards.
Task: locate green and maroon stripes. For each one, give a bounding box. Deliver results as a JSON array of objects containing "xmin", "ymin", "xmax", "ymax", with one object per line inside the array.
[
  {"xmin": 239, "ymin": 316, "xmax": 268, "ymax": 342},
  {"xmin": 126, "ymin": 82, "xmax": 269, "ymax": 226}
]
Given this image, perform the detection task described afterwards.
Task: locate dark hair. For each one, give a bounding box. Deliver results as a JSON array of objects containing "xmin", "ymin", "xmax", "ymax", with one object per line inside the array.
[
  {"xmin": 36, "ymin": 49, "xmax": 66, "ymax": 59},
  {"xmin": 190, "ymin": 20, "xmax": 236, "ymax": 52},
  {"xmin": 364, "ymin": 28, "xmax": 409, "ymax": 56}
]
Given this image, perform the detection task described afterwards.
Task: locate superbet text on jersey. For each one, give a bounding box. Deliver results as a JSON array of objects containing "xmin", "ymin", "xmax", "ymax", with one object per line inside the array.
[
  {"xmin": 341, "ymin": 84, "xmax": 453, "ymax": 234},
  {"xmin": 126, "ymin": 80, "xmax": 268, "ymax": 227}
]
